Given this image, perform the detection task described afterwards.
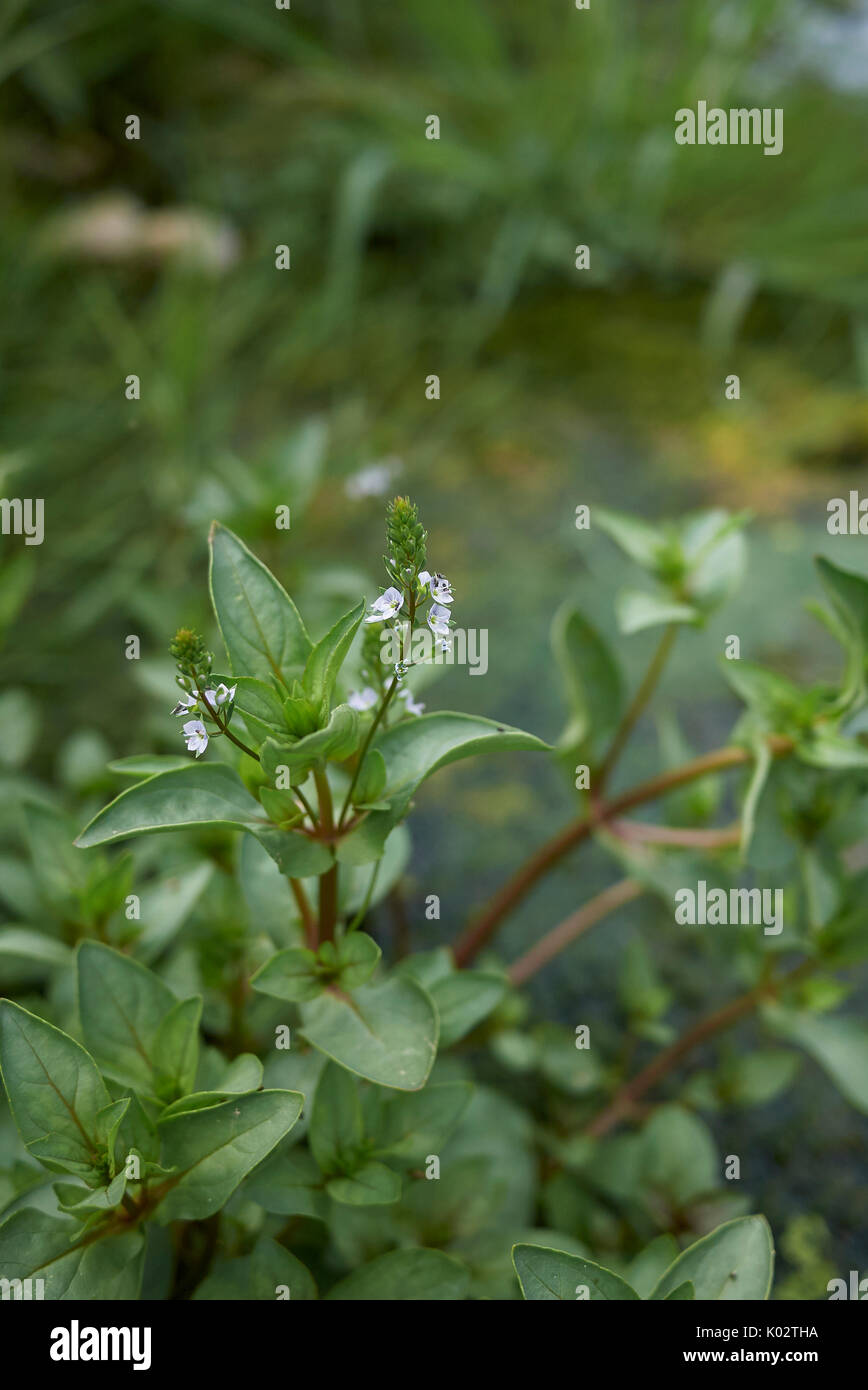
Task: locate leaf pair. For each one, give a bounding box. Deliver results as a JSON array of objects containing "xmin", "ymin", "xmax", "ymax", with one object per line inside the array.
[
  {"xmin": 513, "ymin": 1214, "xmax": 774, "ymax": 1300},
  {"xmin": 596, "ymin": 506, "xmax": 749, "ymax": 635}
]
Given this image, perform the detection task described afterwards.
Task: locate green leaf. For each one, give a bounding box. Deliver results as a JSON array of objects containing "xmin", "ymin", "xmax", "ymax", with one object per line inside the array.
[
  {"xmin": 157, "ymin": 1089, "xmax": 303, "ymax": 1221},
  {"xmin": 209, "ymin": 522, "xmax": 311, "ymax": 686},
  {"xmin": 134, "ymin": 862, "xmax": 214, "ymax": 964},
  {"xmin": 55, "ymin": 1172, "xmax": 127, "ymax": 1216},
  {"xmin": 253, "ymin": 826, "xmax": 334, "ymax": 878},
  {"xmin": 512, "ymin": 1244, "xmax": 640, "ymax": 1300},
  {"xmin": 641, "ymin": 1105, "xmax": 717, "ymax": 1205},
  {"xmin": 327, "ymin": 1160, "xmax": 402, "ymax": 1206},
  {"xmin": 651, "ymin": 1215, "xmax": 774, "ymax": 1300},
  {"xmin": 796, "ymin": 730, "xmax": 868, "ymax": 770},
  {"xmin": 722, "ymin": 660, "xmax": 806, "ymax": 728},
  {"xmin": 374, "ymin": 1082, "xmax": 472, "ymax": 1164},
  {"xmin": 550, "ymin": 603, "xmax": 624, "ymax": 752},
  {"xmin": 681, "ymin": 509, "xmax": 748, "ymax": 611},
  {"xmin": 766, "ymin": 1011, "xmax": 868, "ymax": 1112},
  {"xmin": 624, "ymin": 1234, "xmax": 680, "ymax": 1299},
  {"xmin": 300, "ymin": 975, "xmax": 438, "ymax": 1091},
  {"xmin": 302, "ymin": 600, "xmax": 365, "ymax": 714},
  {"xmin": 665, "ymin": 1281, "xmax": 696, "ymax": 1300},
  {"xmin": 309, "ymin": 1063, "xmax": 364, "ymax": 1175},
  {"xmin": 616, "ymin": 590, "xmax": 699, "ymax": 635},
  {"xmin": 427, "ymin": 971, "xmax": 506, "ymax": 1048},
  {"xmin": 244, "ymin": 1146, "xmax": 328, "ymax": 1221},
  {"xmin": 335, "ymin": 932, "xmax": 381, "ymax": 989},
  {"xmin": 76, "ymin": 941, "xmax": 178, "ymax": 1094},
  {"xmin": 0, "ymin": 1209, "xmax": 144, "ymax": 1299},
  {"xmin": 193, "ymin": 1236, "xmax": 316, "ymax": 1300},
  {"xmin": 334, "ymin": 807, "xmax": 399, "ymax": 866},
  {"xmin": 75, "ymin": 764, "xmax": 266, "ymax": 847},
  {"xmin": 352, "ymin": 749, "xmax": 387, "ymax": 807},
  {"xmin": 816, "ymin": 555, "xmax": 868, "ymax": 709},
  {"xmin": 595, "ymin": 508, "xmax": 665, "ymax": 570},
  {"xmin": 152, "ymin": 995, "xmax": 202, "ymax": 1101},
  {"xmin": 374, "ymin": 711, "xmax": 549, "ymax": 799},
  {"xmin": 618, "ymin": 936, "xmax": 671, "ymax": 1023},
  {"xmin": 0, "ymin": 928, "xmax": 72, "ymax": 968},
  {"xmin": 258, "ymin": 786, "xmax": 304, "ymax": 828},
  {"xmin": 108, "ymin": 755, "xmax": 191, "ymax": 778},
  {"xmin": 260, "ymin": 705, "xmax": 361, "ymax": 775},
  {"xmin": 325, "ymin": 1247, "xmax": 469, "ymax": 1300},
  {"xmin": 0, "ymin": 1001, "xmax": 110, "ymax": 1176},
  {"xmin": 718, "ymin": 1050, "xmax": 800, "ymax": 1107},
  {"xmin": 252, "ymin": 948, "xmax": 325, "ymax": 1003},
  {"xmin": 232, "ymin": 677, "xmax": 293, "ymax": 746}
]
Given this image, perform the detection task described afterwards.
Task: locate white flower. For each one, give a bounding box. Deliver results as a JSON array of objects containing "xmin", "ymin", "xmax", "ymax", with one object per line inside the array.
[
  {"xmin": 398, "ymin": 688, "xmax": 425, "ymax": 716},
  {"xmin": 420, "ymin": 571, "xmax": 453, "ymax": 605},
  {"xmin": 204, "ymin": 683, "xmax": 236, "ymax": 707},
  {"xmin": 172, "ymin": 693, "xmax": 198, "ymax": 716},
  {"xmin": 427, "ymin": 602, "xmax": 452, "ymax": 638},
  {"xmin": 182, "ymin": 719, "xmax": 209, "ymax": 757},
  {"xmin": 347, "ymin": 687, "xmax": 378, "ymax": 712},
  {"xmin": 365, "ymin": 587, "xmax": 404, "ymax": 624},
  {"xmin": 344, "ymin": 459, "xmax": 399, "ymax": 500}
]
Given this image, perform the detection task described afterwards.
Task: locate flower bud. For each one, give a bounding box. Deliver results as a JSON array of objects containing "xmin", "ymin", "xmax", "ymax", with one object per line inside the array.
[
  {"xmin": 169, "ymin": 627, "xmax": 213, "ymax": 678},
  {"xmin": 385, "ymin": 496, "xmax": 427, "ymax": 587}
]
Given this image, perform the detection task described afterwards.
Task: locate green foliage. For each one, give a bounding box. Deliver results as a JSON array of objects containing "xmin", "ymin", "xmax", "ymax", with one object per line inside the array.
[{"xmin": 2, "ymin": 497, "xmax": 867, "ymax": 1301}]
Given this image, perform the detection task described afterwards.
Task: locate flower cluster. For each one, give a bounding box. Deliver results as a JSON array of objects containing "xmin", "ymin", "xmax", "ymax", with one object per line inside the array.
[
  {"xmin": 359, "ymin": 498, "xmax": 455, "ymax": 715},
  {"xmin": 171, "ymin": 682, "xmax": 236, "ymax": 757},
  {"xmin": 418, "ymin": 569, "xmax": 454, "ymax": 653},
  {"xmin": 169, "ymin": 628, "xmax": 236, "ymax": 758}
]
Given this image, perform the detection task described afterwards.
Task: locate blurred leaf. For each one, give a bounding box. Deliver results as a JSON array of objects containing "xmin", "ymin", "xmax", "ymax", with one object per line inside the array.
[
  {"xmin": 550, "ymin": 602, "xmax": 623, "ymax": 753},
  {"xmin": 325, "ymin": 1247, "xmax": 468, "ymax": 1301},
  {"xmin": 595, "ymin": 509, "xmax": 665, "ymax": 570},
  {"xmin": 0, "ymin": 689, "xmax": 39, "ymax": 769},
  {"xmin": 193, "ymin": 1236, "xmax": 316, "ymax": 1300},
  {"xmin": 309, "ymin": 1063, "xmax": 364, "ymax": 1176},
  {"xmin": 618, "ymin": 936, "xmax": 671, "ymax": 1023},
  {"xmin": 766, "ymin": 1010, "xmax": 868, "ymax": 1113},
  {"xmin": 616, "ymin": 590, "xmax": 698, "ymax": 635},
  {"xmin": 373, "ymin": 1082, "xmax": 472, "ymax": 1165},
  {"xmin": 327, "ymin": 1161, "xmax": 401, "ymax": 1207},
  {"xmin": 640, "ymin": 1105, "xmax": 718, "ymax": 1207}
]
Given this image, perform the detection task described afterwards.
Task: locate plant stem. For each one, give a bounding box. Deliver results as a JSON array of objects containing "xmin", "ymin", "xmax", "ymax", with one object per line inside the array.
[
  {"xmin": 345, "ymin": 860, "xmax": 381, "ymax": 933},
  {"xmin": 314, "ymin": 767, "xmax": 338, "ymax": 943},
  {"xmin": 196, "ymin": 685, "xmax": 261, "ymax": 762},
  {"xmin": 294, "ymin": 786, "xmax": 318, "ymax": 826},
  {"xmin": 288, "ymin": 877, "xmax": 317, "ymax": 947},
  {"xmin": 508, "ymin": 878, "xmax": 643, "ymax": 985},
  {"xmin": 338, "ymin": 677, "xmax": 400, "ymax": 830},
  {"xmin": 338, "ymin": 596, "xmax": 416, "ymax": 830},
  {"xmin": 596, "ymin": 623, "xmax": 678, "ymax": 794},
  {"xmin": 608, "ymin": 819, "xmax": 742, "ymax": 849},
  {"xmin": 453, "ymin": 735, "xmax": 793, "ymax": 967},
  {"xmin": 585, "ymin": 959, "xmax": 815, "ymax": 1139}
]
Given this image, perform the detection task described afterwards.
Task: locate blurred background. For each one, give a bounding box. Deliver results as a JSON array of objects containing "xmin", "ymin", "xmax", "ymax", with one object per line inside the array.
[{"xmin": 1, "ymin": 0, "xmax": 867, "ymax": 1293}]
